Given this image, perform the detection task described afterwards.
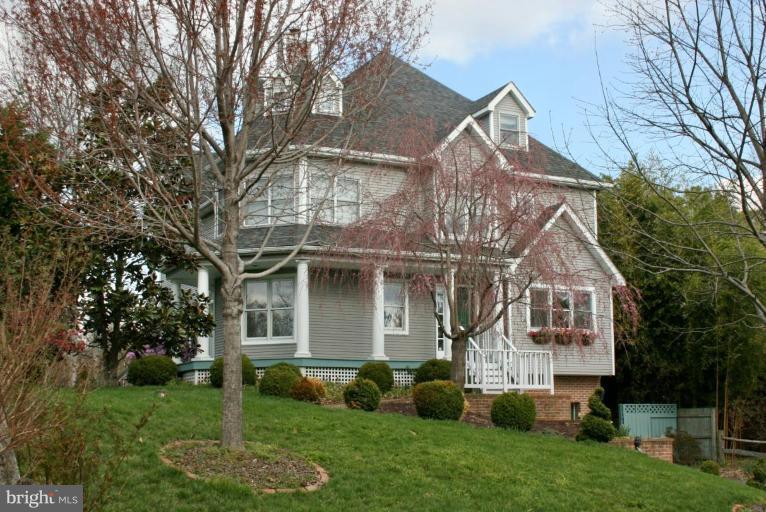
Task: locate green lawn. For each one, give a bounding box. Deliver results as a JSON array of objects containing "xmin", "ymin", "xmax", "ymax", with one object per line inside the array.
[{"xmin": 91, "ymin": 386, "xmax": 764, "ymax": 512}]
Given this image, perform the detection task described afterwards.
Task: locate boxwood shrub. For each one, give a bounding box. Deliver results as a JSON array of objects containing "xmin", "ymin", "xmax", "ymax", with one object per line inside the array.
[
  {"xmin": 259, "ymin": 363, "xmax": 302, "ymax": 397},
  {"xmin": 490, "ymin": 392, "xmax": 536, "ymax": 431},
  {"xmin": 414, "ymin": 359, "xmax": 451, "ymax": 384},
  {"xmin": 343, "ymin": 378, "xmax": 381, "ymax": 411},
  {"xmin": 209, "ymin": 355, "xmax": 257, "ymax": 388},
  {"xmin": 290, "ymin": 377, "xmax": 326, "ymax": 403},
  {"xmin": 413, "ymin": 380, "xmax": 464, "ymax": 420},
  {"xmin": 576, "ymin": 387, "xmax": 617, "ymax": 442},
  {"xmin": 127, "ymin": 355, "xmax": 177, "ymax": 386},
  {"xmin": 700, "ymin": 460, "xmax": 720, "ymax": 476},
  {"xmin": 357, "ymin": 361, "xmax": 394, "ymax": 393}
]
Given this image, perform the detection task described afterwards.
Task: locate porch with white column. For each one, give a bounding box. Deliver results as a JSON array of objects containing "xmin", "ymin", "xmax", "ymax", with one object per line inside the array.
[
  {"xmin": 371, "ymin": 266, "xmax": 388, "ymax": 360},
  {"xmin": 293, "ymin": 259, "xmax": 311, "ymax": 358},
  {"xmin": 195, "ymin": 264, "xmax": 212, "ymax": 360}
]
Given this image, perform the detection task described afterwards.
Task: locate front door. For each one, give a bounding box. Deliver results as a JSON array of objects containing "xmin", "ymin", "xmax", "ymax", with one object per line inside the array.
[{"xmin": 435, "ymin": 286, "xmax": 451, "ymax": 360}]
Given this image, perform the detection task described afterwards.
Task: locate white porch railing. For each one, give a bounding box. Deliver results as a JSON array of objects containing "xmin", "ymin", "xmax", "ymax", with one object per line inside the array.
[{"xmin": 465, "ymin": 330, "xmax": 554, "ymax": 394}]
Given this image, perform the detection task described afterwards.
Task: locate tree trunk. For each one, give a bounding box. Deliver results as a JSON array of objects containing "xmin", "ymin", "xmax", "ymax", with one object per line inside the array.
[
  {"xmin": 450, "ymin": 334, "xmax": 467, "ymax": 390},
  {"xmin": 0, "ymin": 408, "xmax": 20, "ymax": 485},
  {"xmin": 220, "ymin": 183, "xmax": 244, "ymax": 450}
]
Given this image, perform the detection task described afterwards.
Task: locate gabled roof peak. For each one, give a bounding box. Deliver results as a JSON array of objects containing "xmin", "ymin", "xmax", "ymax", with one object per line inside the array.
[{"xmin": 472, "ymin": 81, "xmax": 536, "ymax": 118}]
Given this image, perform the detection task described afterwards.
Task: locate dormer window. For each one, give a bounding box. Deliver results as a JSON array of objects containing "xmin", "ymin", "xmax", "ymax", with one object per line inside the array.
[
  {"xmin": 499, "ymin": 113, "xmax": 520, "ymax": 147},
  {"xmin": 264, "ymin": 74, "xmax": 292, "ymax": 114},
  {"xmin": 312, "ymin": 73, "xmax": 343, "ymax": 116}
]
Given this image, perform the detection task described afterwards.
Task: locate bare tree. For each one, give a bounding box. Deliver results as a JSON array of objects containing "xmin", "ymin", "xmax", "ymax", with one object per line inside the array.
[
  {"xmin": 0, "ymin": 236, "xmax": 83, "ymax": 484},
  {"xmin": 330, "ymin": 124, "xmax": 596, "ymax": 387},
  {"xmin": 6, "ymin": 0, "xmax": 427, "ymax": 448},
  {"xmin": 596, "ymin": 0, "xmax": 766, "ymax": 323}
]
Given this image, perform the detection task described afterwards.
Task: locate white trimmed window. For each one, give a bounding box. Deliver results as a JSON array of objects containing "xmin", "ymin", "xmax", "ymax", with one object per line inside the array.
[
  {"xmin": 244, "ymin": 278, "xmax": 295, "ymax": 341},
  {"xmin": 499, "ymin": 113, "xmax": 520, "ymax": 147},
  {"xmin": 529, "ymin": 288, "xmax": 550, "ymax": 329},
  {"xmin": 309, "ymin": 173, "xmax": 360, "ymax": 224},
  {"xmin": 244, "ymin": 174, "xmax": 295, "ymax": 226},
  {"xmin": 383, "ymin": 281, "xmax": 407, "ymax": 334},
  {"xmin": 573, "ymin": 291, "xmax": 594, "ymax": 330},
  {"xmin": 528, "ymin": 287, "xmax": 595, "ymax": 331}
]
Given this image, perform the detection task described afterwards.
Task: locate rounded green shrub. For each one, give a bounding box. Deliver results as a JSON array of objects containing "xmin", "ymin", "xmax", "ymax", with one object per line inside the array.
[
  {"xmin": 412, "ymin": 380, "xmax": 464, "ymax": 421},
  {"xmin": 700, "ymin": 460, "xmax": 720, "ymax": 476},
  {"xmin": 490, "ymin": 392, "xmax": 536, "ymax": 431},
  {"xmin": 127, "ymin": 355, "xmax": 177, "ymax": 386},
  {"xmin": 414, "ymin": 359, "xmax": 451, "ymax": 384},
  {"xmin": 260, "ymin": 363, "xmax": 302, "ymax": 397},
  {"xmin": 357, "ymin": 362, "xmax": 394, "ymax": 393},
  {"xmin": 343, "ymin": 378, "xmax": 381, "ymax": 411},
  {"xmin": 576, "ymin": 414, "xmax": 617, "ymax": 442},
  {"xmin": 672, "ymin": 430, "xmax": 702, "ymax": 465},
  {"xmin": 290, "ymin": 377, "xmax": 326, "ymax": 403},
  {"xmin": 209, "ymin": 355, "xmax": 257, "ymax": 388}
]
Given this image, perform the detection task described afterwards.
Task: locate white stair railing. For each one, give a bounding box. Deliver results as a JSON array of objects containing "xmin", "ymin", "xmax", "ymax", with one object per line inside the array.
[{"xmin": 465, "ymin": 332, "xmax": 554, "ymax": 394}]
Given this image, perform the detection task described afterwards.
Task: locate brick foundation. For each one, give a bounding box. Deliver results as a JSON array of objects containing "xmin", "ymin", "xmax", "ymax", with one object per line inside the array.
[
  {"xmin": 465, "ymin": 375, "xmax": 603, "ymax": 423},
  {"xmin": 527, "ymin": 375, "xmax": 602, "ymax": 421},
  {"xmin": 610, "ymin": 437, "xmax": 674, "ymax": 463}
]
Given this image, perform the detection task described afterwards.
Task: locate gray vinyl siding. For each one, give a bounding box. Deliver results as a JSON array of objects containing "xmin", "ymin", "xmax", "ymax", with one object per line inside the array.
[
  {"xmin": 210, "ymin": 267, "xmax": 434, "ymax": 362},
  {"xmin": 539, "ymin": 186, "xmax": 597, "ymax": 235},
  {"xmin": 309, "ymin": 278, "xmax": 373, "ymax": 359},
  {"xmin": 510, "ymin": 215, "xmax": 615, "ymax": 376},
  {"xmin": 308, "ymin": 276, "xmax": 436, "ymax": 361},
  {"xmin": 385, "ymin": 293, "xmax": 437, "ymax": 360}
]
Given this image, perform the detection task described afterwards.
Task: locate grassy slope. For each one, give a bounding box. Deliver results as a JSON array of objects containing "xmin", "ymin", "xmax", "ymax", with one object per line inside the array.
[{"xmin": 92, "ymin": 386, "xmax": 764, "ymax": 512}]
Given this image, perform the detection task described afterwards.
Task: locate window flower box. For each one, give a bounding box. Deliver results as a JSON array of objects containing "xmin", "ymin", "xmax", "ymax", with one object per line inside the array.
[{"xmin": 527, "ymin": 328, "xmax": 595, "ymax": 346}]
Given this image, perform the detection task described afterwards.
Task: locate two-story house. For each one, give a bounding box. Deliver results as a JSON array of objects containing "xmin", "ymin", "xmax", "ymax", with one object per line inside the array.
[{"xmin": 166, "ymin": 56, "xmax": 625, "ymax": 421}]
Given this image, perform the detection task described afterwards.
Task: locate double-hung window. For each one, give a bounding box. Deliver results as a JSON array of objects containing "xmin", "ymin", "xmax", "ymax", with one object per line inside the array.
[
  {"xmin": 244, "ymin": 174, "xmax": 295, "ymax": 226},
  {"xmin": 309, "ymin": 173, "xmax": 360, "ymax": 224},
  {"xmin": 573, "ymin": 291, "xmax": 594, "ymax": 330},
  {"xmin": 499, "ymin": 113, "xmax": 520, "ymax": 147},
  {"xmin": 383, "ymin": 281, "xmax": 407, "ymax": 334},
  {"xmin": 528, "ymin": 287, "xmax": 594, "ymax": 331},
  {"xmin": 244, "ymin": 278, "xmax": 295, "ymax": 341}
]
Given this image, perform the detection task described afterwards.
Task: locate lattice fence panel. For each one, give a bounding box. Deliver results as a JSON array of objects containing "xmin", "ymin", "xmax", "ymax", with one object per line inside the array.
[{"xmin": 303, "ymin": 367, "xmax": 358, "ymax": 383}]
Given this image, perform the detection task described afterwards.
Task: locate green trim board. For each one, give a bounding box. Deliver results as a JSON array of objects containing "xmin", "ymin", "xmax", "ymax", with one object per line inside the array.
[{"xmin": 177, "ymin": 358, "xmax": 426, "ymax": 372}]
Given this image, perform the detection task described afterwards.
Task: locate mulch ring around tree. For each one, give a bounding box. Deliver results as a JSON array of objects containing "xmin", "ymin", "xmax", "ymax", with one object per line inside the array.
[{"xmin": 159, "ymin": 440, "xmax": 329, "ymax": 494}]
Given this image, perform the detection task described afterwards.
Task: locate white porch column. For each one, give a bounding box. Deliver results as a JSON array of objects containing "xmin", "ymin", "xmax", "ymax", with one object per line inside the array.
[
  {"xmin": 294, "ymin": 259, "xmax": 311, "ymax": 358},
  {"xmin": 445, "ymin": 270, "xmax": 455, "ymax": 360},
  {"xmin": 195, "ymin": 265, "xmax": 212, "ymax": 360},
  {"xmin": 297, "ymin": 158, "xmax": 309, "ymax": 224},
  {"xmin": 371, "ymin": 266, "xmax": 388, "ymax": 360}
]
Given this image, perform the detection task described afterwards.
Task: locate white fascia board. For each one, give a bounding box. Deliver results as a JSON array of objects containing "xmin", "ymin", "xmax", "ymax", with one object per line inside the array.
[
  {"xmin": 474, "ymin": 81, "xmax": 536, "ymax": 118},
  {"xmin": 514, "ymin": 202, "xmax": 626, "ymax": 286},
  {"xmin": 432, "ymin": 116, "xmax": 510, "ymax": 169}
]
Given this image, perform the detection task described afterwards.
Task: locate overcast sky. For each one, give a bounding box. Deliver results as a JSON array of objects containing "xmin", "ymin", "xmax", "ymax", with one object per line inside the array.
[{"xmin": 418, "ymin": 0, "xmax": 632, "ymax": 176}]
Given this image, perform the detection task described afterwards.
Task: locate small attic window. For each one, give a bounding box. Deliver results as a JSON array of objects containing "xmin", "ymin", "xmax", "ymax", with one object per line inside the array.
[
  {"xmin": 313, "ymin": 76, "xmax": 343, "ymax": 116},
  {"xmin": 265, "ymin": 75, "xmax": 292, "ymax": 114},
  {"xmin": 499, "ymin": 113, "xmax": 520, "ymax": 147}
]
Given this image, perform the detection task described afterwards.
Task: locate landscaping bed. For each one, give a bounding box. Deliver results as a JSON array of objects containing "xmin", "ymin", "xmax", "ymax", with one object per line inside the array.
[{"xmin": 159, "ymin": 440, "xmax": 327, "ymax": 493}]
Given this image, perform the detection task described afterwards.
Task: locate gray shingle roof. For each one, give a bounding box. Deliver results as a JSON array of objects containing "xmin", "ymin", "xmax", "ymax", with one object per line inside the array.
[{"xmin": 249, "ymin": 53, "xmax": 602, "ymax": 184}]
